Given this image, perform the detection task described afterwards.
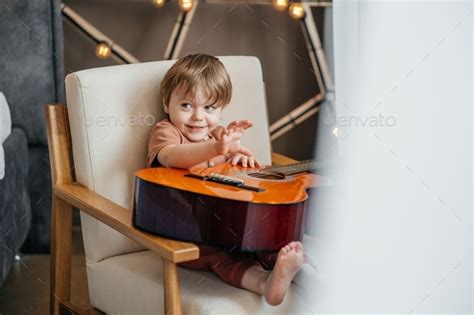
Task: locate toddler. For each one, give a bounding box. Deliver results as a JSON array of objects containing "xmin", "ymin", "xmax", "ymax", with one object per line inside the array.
[{"xmin": 146, "ymin": 54, "xmax": 304, "ymax": 305}]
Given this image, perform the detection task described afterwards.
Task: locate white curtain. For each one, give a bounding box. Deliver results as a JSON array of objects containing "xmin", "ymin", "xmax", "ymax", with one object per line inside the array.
[{"xmin": 306, "ymin": 1, "xmax": 472, "ymax": 313}]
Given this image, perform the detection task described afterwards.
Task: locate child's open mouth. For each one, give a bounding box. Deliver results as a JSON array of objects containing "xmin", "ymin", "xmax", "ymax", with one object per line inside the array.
[{"xmin": 186, "ymin": 125, "xmax": 206, "ymax": 132}]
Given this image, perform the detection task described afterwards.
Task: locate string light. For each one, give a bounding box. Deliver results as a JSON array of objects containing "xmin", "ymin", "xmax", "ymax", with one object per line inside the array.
[
  {"xmin": 153, "ymin": 0, "xmax": 165, "ymax": 8},
  {"xmin": 288, "ymin": 2, "xmax": 305, "ymax": 20},
  {"xmin": 332, "ymin": 127, "xmax": 339, "ymax": 137},
  {"xmin": 95, "ymin": 41, "xmax": 111, "ymax": 59},
  {"xmin": 179, "ymin": 0, "xmax": 193, "ymax": 12},
  {"xmin": 272, "ymin": 0, "xmax": 288, "ymax": 12}
]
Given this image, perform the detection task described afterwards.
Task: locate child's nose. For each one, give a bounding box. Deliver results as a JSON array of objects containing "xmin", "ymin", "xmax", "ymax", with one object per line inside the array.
[{"xmin": 192, "ymin": 109, "xmax": 204, "ymax": 120}]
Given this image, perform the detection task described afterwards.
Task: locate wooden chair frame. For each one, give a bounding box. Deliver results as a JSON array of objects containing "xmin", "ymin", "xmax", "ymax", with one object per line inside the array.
[{"xmin": 45, "ymin": 103, "xmax": 297, "ymax": 315}]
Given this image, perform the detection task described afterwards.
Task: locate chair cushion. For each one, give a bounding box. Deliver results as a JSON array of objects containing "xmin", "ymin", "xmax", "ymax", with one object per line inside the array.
[
  {"xmin": 87, "ymin": 249, "xmax": 317, "ymax": 315},
  {"xmin": 66, "ymin": 57, "xmax": 272, "ymax": 262}
]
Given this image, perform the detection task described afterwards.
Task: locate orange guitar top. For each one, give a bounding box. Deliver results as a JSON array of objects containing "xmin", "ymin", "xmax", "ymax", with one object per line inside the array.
[{"xmin": 135, "ymin": 163, "xmax": 323, "ymax": 205}]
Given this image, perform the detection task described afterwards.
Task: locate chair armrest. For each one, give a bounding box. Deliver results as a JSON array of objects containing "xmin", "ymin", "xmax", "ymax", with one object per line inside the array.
[
  {"xmin": 271, "ymin": 152, "xmax": 298, "ymax": 165},
  {"xmin": 54, "ymin": 182, "xmax": 199, "ymax": 263}
]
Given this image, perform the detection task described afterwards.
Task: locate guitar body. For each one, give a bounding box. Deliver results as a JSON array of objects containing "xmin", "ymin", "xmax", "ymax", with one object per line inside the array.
[{"xmin": 133, "ymin": 163, "xmax": 319, "ymax": 252}]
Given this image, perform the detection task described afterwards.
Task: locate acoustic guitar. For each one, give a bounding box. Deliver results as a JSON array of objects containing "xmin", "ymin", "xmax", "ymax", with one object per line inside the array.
[{"xmin": 132, "ymin": 160, "xmax": 325, "ymax": 252}]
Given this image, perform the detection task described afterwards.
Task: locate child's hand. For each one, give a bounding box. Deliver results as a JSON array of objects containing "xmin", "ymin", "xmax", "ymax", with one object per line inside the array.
[
  {"xmin": 214, "ymin": 120, "xmax": 253, "ymax": 156},
  {"xmin": 226, "ymin": 120, "xmax": 253, "ymax": 132},
  {"xmin": 215, "ymin": 129, "xmax": 251, "ymax": 156},
  {"xmin": 227, "ymin": 152, "xmax": 262, "ymax": 168}
]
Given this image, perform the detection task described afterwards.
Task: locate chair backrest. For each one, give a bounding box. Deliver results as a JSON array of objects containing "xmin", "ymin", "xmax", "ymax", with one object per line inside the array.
[{"xmin": 65, "ymin": 56, "xmax": 272, "ymax": 263}]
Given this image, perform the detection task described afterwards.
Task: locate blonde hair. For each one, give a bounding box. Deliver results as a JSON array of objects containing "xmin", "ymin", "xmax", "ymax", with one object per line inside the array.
[{"xmin": 160, "ymin": 54, "xmax": 232, "ymax": 107}]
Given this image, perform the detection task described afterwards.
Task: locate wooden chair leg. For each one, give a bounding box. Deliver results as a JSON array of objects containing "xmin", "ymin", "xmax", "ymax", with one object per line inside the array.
[
  {"xmin": 163, "ymin": 260, "xmax": 184, "ymax": 315},
  {"xmin": 50, "ymin": 195, "xmax": 73, "ymax": 315}
]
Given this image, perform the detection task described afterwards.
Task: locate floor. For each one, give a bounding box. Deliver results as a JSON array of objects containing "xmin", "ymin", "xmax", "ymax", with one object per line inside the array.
[{"xmin": 0, "ymin": 225, "xmax": 92, "ymax": 314}]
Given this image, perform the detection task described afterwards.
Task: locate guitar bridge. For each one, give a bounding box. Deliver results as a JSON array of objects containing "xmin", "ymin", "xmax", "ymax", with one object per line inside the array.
[
  {"xmin": 208, "ymin": 173, "xmax": 244, "ymax": 186},
  {"xmin": 184, "ymin": 173, "xmax": 264, "ymax": 192}
]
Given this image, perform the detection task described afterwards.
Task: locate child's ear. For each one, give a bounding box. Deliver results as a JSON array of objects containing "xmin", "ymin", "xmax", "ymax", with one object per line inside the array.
[{"xmin": 163, "ymin": 100, "xmax": 169, "ymax": 114}]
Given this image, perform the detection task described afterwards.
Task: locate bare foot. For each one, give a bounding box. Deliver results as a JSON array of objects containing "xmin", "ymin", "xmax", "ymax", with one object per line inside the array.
[{"xmin": 263, "ymin": 241, "xmax": 304, "ymax": 305}]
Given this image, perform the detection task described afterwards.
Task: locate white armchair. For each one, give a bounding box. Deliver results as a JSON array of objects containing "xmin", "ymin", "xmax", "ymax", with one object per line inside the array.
[{"xmin": 46, "ymin": 56, "xmax": 315, "ymax": 314}]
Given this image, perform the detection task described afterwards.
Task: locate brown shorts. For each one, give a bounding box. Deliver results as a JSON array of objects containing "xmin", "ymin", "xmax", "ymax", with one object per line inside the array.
[{"xmin": 178, "ymin": 245, "xmax": 277, "ymax": 288}]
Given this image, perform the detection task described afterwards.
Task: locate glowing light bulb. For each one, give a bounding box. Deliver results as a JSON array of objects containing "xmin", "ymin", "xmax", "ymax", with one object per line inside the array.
[
  {"xmin": 95, "ymin": 42, "xmax": 111, "ymax": 59},
  {"xmin": 272, "ymin": 0, "xmax": 288, "ymax": 12},
  {"xmin": 288, "ymin": 2, "xmax": 305, "ymax": 20},
  {"xmin": 332, "ymin": 127, "xmax": 339, "ymax": 137},
  {"xmin": 179, "ymin": 0, "xmax": 193, "ymax": 12},
  {"xmin": 153, "ymin": 0, "xmax": 165, "ymax": 8}
]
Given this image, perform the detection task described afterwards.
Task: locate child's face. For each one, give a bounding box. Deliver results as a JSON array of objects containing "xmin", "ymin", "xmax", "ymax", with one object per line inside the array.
[{"xmin": 164, "ymin": 84, "xmax": 223, "ymax": 142}]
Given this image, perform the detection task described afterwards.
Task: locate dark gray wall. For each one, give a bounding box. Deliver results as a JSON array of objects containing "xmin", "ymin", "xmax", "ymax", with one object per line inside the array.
[{"xmin": 63, "ymin": 0, "xmax": 330, "ymax": 160}]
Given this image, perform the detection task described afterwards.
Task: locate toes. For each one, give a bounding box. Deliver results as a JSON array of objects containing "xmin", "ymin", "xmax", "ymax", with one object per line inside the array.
[
  {"xmin": 282, "ymin": 243, "xmax": 294, "ymax": 253},
  {"xmin": 294, "ymin": 241, "xmax": 303, "ymax": 251},
  {"xmin": 287, "ymin": 242, "xmax": 297, "ymax": 251},
  {"xmin": 280, "ymin": 242, "xmax": 303, "ymax": 256},
  {"xmin": 289, "ymin": 241, "xmax": 302, "ymax": 250}
]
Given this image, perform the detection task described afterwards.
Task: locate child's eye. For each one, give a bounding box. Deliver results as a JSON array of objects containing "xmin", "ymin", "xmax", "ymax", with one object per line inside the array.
[
  {"xmin": 204, "ymin": 105, "xmax": 217, "ymax": 112},
  {"xmin": 180, "ymin": 103, "xmax": 192, "ymax": 110}
]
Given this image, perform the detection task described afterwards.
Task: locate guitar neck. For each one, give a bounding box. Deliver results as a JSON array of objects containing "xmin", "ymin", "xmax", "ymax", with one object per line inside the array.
[{"xmin": 264, "ymin": 159, "xmax": 319, "ymax": 176}]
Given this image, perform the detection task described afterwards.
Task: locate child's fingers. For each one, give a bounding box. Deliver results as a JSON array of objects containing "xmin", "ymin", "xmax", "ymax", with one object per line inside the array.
[
  {"xmin": 239, "ymin": 120, "xmax": 253, "ymax": 129},
  {"xmin": 248, "ymin": 156, "xmax": 255, "ymax": 168},
  {"xmin": 227, "ymin": 120, "xmax": 253, "ymax": 130},
  {"xmin": 238, "ymin": 120, "xmax": 253, "ymax": 130},
  {"xmin": 226, "ymin": 121, "xmax": 239, "ymax": 130},
  {"xmin": 254, "ymin": 158, "xmax": 262, "ymax": 167},
  {"xmin": 241, "ymin": 155, "xmax": 248, "ymax": 167},
  {"xmin": 230, "ymin": 154, "xmax": 241, "ymax": 166}
]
